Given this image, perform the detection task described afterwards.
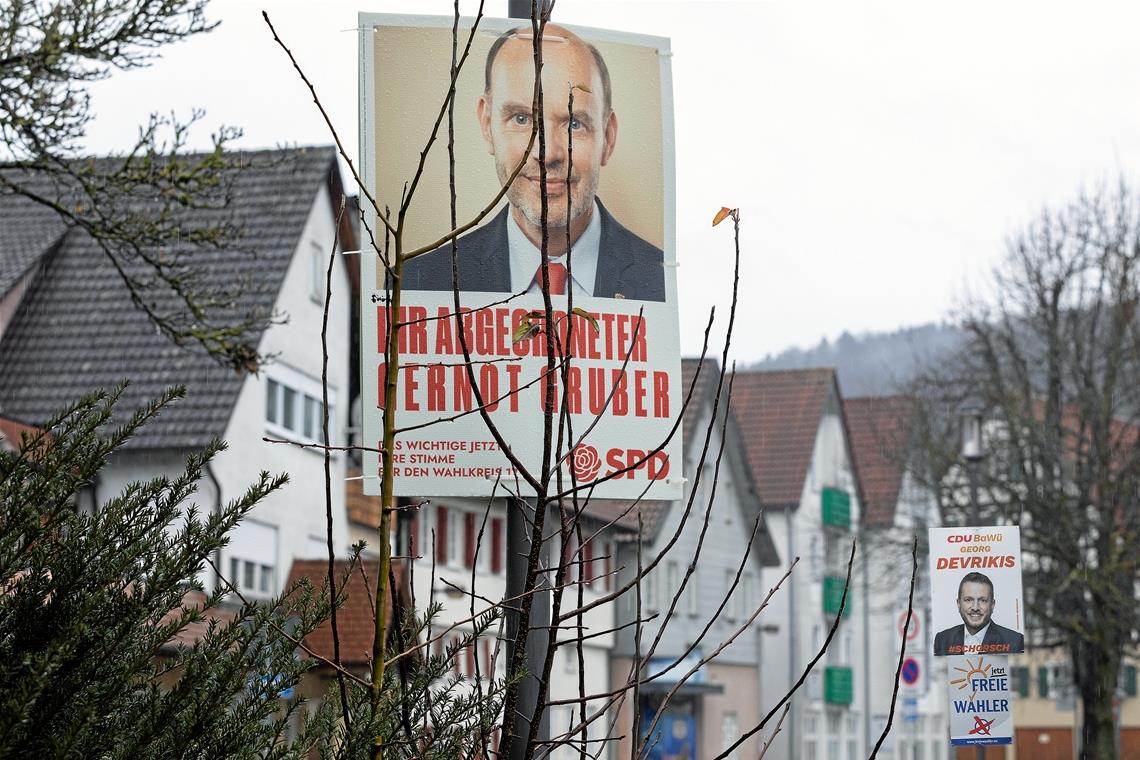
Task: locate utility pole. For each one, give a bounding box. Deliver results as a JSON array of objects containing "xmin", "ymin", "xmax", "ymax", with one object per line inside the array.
[
  {"xmin": 960, "ymin": 399, "xmax": 987, "ymax": 760},
  {"xmin": 503, "ymin": 9, "xmax": 552, "ymax": 760}
]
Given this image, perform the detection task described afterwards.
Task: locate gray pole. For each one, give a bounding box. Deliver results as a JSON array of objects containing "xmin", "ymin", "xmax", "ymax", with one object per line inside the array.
[
  {"xmin": 503, "ymin": 7, "xmax": 550, "ymax": 760},
  {"xmin": 508, "ymin": 0, "xmax": 552, "ymax": 20},
  {"xmin": 505, "ymin": 496, "xmax": 550, "ymax": 760},
  {"xmin": 968, "ymin": 459, "xmax": 984, "ymax": 760}
]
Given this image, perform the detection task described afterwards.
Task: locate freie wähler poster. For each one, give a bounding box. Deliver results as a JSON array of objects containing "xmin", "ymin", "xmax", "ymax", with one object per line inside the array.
[{"xmin": 947, "ymin": 654, "xmax": 1014, "ymax": 746}]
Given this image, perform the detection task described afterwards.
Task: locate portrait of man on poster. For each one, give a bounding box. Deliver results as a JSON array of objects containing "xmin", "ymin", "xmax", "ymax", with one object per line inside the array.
[
  {"xmin": 402, "ymin": 24, "xmax": 666, "ymax": 301},
  {"xmin": 933, "ymin": 571, "xmax": 1025, "ymax": 656}
]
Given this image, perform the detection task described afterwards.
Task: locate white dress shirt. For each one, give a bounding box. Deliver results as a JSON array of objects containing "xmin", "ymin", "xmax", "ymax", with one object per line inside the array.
[
  {"xmin": 963, "ymin": 624, "xmax": 990, "ymax": 651},
  {"xmin": 507, "ymin": 200, "xmax": 600, "ymax": 298}
]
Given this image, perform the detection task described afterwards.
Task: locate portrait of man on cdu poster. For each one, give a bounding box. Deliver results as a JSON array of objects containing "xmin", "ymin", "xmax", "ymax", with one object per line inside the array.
[{"xmin": 933, "ymin": 571, "xmax": 1026, "ymax": 656}]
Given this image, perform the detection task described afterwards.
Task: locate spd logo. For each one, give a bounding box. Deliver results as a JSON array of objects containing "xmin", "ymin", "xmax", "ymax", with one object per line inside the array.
[
  {"xmin": 571, "ymin": 444, "xmax": 602, "ymax": 482},
  {"xmin": 570, "ymin": 445, "xmax": 671, "ymax": 483}
]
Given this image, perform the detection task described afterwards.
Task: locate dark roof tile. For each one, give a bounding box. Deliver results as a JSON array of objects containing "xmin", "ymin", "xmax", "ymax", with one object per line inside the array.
[{"xmin": 0, "ymin": 147, "xmax": 338, "ymax": 449}]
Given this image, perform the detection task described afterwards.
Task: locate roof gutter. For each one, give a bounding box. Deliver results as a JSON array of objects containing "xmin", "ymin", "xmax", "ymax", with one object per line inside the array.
[{"xmin": 206, "ymin": 461, "xmax": 223, "ymax": 595}]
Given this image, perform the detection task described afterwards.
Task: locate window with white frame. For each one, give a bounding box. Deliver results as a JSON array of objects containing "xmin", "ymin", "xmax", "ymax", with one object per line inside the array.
[
  {"xmin": 581, "ymin": 536, "xmax": 595, "ymax": 587},
  {"xmin": 309, "ymin": 240, "xmax": 326, "ymax": 303},
  {"xmin": 443, "ymin": 507, "xmax": 461, "ymax": 567},
  {"xmin": 265, "ymin": 364, "xmax": 337, "ymax": 448},
  {"xmin": 644, "ymin": 566, "xmax": 658, "ymax": 613},
  {"xmin": 228, "ymin": 519, "xmax": 278, "ymax": 599},
  {"xmin": 413, "ymin": 504, "xmax": 431, "ymax": 558},
  {"xmin": 742, "ymin": 572, "xmax": 755, "ymax": 619},
  {"xmin": 686, "ymin": 566, "xmax": 699, "ymax": 616},
  {"xmin": 720, "ymin": 712, "xmax": 739, "ymax": 753},
  {"xmin": 725, "ymin": 568, "xmax": 740, "ymax": 621},
  {"xmin": 666, "ymin": 561, "xmax": 679, "ymax": 610}
]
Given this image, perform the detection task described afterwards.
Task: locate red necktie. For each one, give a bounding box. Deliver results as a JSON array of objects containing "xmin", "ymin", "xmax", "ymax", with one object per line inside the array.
[{"xmin": 534, "ymin": 263, "xmax": 568, "ymax": 295}]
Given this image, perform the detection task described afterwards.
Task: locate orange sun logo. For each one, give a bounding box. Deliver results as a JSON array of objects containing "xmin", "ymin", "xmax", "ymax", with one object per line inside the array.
[{"xmin": 950, "ymin": 657, "xmax": 992, "ymax": 701}]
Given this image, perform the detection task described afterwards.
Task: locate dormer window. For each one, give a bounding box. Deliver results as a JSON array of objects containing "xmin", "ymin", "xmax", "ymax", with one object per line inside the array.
[{"xmin": 265, "ymin": 365, "xmax": 337, "ymax": 449}]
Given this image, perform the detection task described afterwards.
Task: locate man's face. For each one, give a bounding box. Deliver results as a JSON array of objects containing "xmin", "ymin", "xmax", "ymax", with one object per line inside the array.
[
  {"xmin": 956, "ymin": 581, "xmax": 995, "ymax": 635},
  {"xmin": 478, "ymin": 28, "xmax": 617, "ymax": 239}
]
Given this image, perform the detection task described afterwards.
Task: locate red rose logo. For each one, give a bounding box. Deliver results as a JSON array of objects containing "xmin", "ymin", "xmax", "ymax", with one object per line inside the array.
[{"xmin": 571, "ymin": 444, "xmax": 602, "ymax": 482}]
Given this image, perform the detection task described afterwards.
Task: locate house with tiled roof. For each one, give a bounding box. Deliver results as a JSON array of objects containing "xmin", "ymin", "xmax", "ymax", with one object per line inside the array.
[
  {"xmin": 0, "ymin": 146, "xmax": 356, "ymax": 599},
  {"xmin": 608, "ymin": 357, "xmax": 781, "ymax": 759},
  {"xmin": 285, "ymin": 558, "xmax": 410, "ymax": 671},
  {"xmin": 844, "ymin": 395, "xmax": 946, "ymax": 759},
  {"xmin": 0, "ymin": 416, "xmax": 38, "ymax": 454},
  {"xmin": 730, "ymin": 367, "xmax": 866, "ymax": 760}
]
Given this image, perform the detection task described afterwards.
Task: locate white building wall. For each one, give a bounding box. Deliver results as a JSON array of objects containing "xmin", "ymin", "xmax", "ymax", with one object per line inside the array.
[
  {"xmin": 760, "ymin": 404, "xmax": 867, "ymax": 760},
  {"xmin": 96, "ymin": 449, "xmax": 223, "ymax": 590},
  {"xmin": 410, "ymin": 494, "xmax": 618, "ymax": 760},
  {"xmin": 214, "ymin": 182, "xmax": 352, "ymax": 596},
  {"xmin": 865, "ymin": 469, "xmax": 948, "ymax": 760},
  {"xmin": 607, "ymin": 395, "xmax": 771, "ymax": 759}
]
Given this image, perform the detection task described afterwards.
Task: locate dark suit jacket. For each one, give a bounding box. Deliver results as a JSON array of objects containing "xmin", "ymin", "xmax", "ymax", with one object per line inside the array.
[
  {"xmin": 933, "ymin": 621, "xmax": 1024, "ymax": 656},
  {"xmin": 401, "ymin": 200, "xmax": 666, "ymax": 301}
]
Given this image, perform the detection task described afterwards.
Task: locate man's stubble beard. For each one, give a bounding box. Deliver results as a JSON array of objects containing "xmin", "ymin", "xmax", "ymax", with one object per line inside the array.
[{"xmin": 500, "ymin": 160, "xmax": 599, "ymax": 235}]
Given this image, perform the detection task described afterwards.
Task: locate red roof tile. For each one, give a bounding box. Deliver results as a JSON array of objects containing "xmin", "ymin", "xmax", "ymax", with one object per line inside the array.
[
  {"xmin": 345, "ymin": 467, "xmax": 381, "ymax": 527},
  {"xmin": 0, "ymin": 416, "xmax": 39, "ymax": 452},
  {"xmin": 844, "ymin": 396, "xmax": 914, "ymax": 527},
  {"xmin": 731, "ymin": 368, "xmax": 836, "ymax": 506},
  {"xmin": 286, "ymin": 559, "xmax": 408, "ymax": 667},
  {"xmin": 159, "ymin": 590, "xmax": 240, "ymax": 650}
]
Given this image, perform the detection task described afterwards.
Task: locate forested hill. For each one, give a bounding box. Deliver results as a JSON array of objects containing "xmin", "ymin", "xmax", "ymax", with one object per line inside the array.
[{"xmin": 746, "ymin": 323, "xmax": 965, "ymax": 397}]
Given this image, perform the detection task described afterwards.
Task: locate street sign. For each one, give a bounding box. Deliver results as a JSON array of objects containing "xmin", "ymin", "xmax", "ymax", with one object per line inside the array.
[
  {"xmin": 898, "ymin": 609, "xmax": 921, "ymax": 641},
  {"xmin": 902, "ymin": 696, "xmax": 919, "ymax": 723},
  {"xmin": 901, "ymin": 657, "xmax": 921, "ymax": 686}
]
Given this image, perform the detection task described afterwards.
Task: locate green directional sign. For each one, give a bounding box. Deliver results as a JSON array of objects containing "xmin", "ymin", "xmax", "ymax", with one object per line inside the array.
[
  {"xmin": 823, "ymin": 575, "xmax": 850, "ymax": 616},
  {"xmin": 821, "ymin": 487, "xmax": 850, "ymax": 529},
  {"xmin": 825, "ymin": 666, "xmax": 853, "ymax": 705}
]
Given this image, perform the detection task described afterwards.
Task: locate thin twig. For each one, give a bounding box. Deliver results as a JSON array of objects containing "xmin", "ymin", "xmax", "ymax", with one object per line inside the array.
[{"xmin": 868, "ymin": 535, "xmax": 920, "ymax": 759}]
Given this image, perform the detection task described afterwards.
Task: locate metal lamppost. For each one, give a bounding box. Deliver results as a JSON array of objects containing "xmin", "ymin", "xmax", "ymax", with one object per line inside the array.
[
  {"xmin": 501, "ymin": 9, "xmax": 553, "ymax": 760},
  {"xmin": 959, "ymin": 398, "xmax": 986, "ymax": 526},
  {"xmin": 959, "ymin": 398, "xmax": 987, "ymax": 760}
]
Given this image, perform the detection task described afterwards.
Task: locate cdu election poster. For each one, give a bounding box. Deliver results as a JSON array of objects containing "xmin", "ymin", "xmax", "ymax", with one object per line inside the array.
[
  {"xmin": 358, "ymin": 15, "xmax": 682, "ymax": 499},
  {"xmin": 928, "ymin": 526, "xmax": 1025, "ymax": 657}
]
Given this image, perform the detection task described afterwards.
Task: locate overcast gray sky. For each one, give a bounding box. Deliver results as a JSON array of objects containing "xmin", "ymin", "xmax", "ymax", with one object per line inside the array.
[{"xmin": 85, "ymin": 0, "xmax": 1140, "ymax": 360}]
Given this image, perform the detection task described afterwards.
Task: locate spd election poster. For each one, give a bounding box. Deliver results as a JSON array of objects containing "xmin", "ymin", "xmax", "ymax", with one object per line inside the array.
[{"xmin": 359, "ymin": 15, "xmax": 682, "ymax": 498}]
